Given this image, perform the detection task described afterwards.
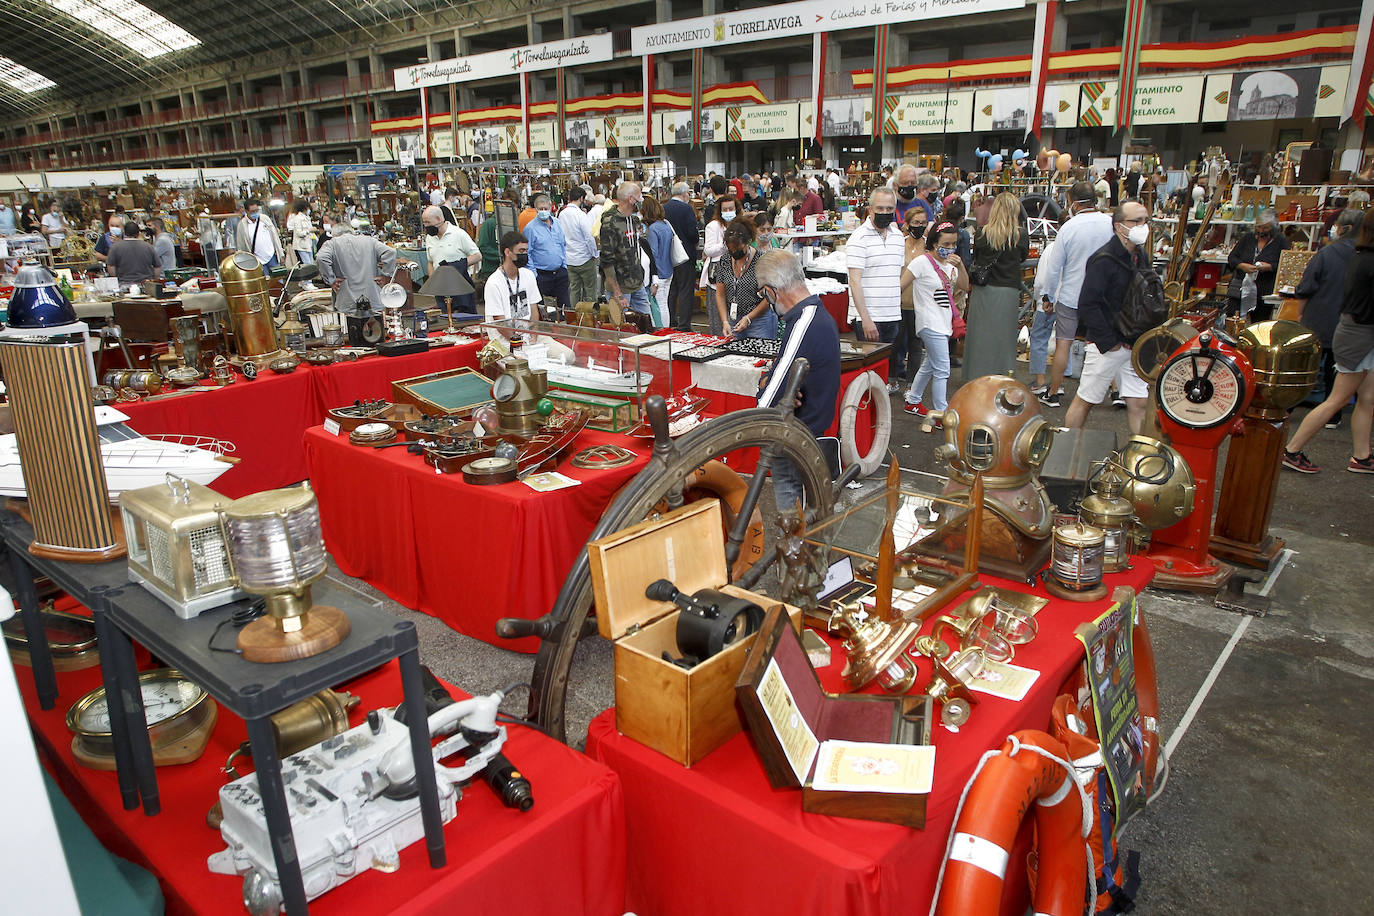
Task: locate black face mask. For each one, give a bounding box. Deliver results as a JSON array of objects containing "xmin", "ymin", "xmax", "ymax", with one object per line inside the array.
[
  {"xmin": 908, "ymin": 223, "xmax": 927, "ymax": 238},
  {"xmin": 873, "ymin": 213, "xmax": 895, "ymax": 229},
  {"xmin": 424, "ymin": 225, "xmax": 440, "ymax": 237},
  {"xmin": 730, "ymin": 248, "xmax": 747, "ymax": 260},
  {"xmin": 513, "ymin": 253, "xmax": 528, "ymax": 268},
  {"xmin": 897, "ymin": 185, "xmax": 916, "ymax": 200}
]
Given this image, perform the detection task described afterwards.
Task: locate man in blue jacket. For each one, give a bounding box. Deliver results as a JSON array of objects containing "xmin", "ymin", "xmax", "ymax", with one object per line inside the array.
[
  {"xmin": 664, "ymin": 183, "xmax": 701, "ymax": 331},
  {"xmin": 1065, "ymin": 199, "xmax": 1152, "ymax": 434},
  {"xmin": 755, "ymin": 249, "xmax": 841, "ymax": 511}
]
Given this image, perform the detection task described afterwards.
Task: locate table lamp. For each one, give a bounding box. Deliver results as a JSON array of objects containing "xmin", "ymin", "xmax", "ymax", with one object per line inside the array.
[
  {"xmin": 7, "ymin": 260, "xmax": 77, "ymax": 328},
  {"xmin": 219, "ymin": 485, "xmax": 349, "ymax": 663},
  {"xmin": 418, "ymin": 264, "xmax": 475, "ymax": 335}
]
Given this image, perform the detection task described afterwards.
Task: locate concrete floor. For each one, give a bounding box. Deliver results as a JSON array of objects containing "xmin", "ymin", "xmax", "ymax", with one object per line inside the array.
[{"xmin": 365, "ymin": 348, "xmax": 1374, "ymax": 914}]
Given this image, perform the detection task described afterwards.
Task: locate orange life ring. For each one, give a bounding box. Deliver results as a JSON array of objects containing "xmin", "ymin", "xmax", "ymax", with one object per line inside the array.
[
  {"xmin": 653, "ymin": 460, "xmax": 764, "ymax": 579},
  {"xmin": 934, "ymin": 730, "xmax": 1089, "ymax": 916}
]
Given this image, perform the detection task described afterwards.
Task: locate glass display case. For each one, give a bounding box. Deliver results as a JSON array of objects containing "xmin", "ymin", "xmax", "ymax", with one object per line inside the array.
[{"xmin": 479, "ymin": 318, "xmax": 676, "ymax": 419}]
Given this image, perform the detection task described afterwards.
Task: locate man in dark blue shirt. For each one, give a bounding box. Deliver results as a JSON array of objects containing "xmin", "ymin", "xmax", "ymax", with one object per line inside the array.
[
  {"xmin": 755, "ymin": 249, "xmax": 841, "ymax": 511},
  {"xmin": 664, "ymin": 182, "xmax": 702, "ymax": 331}
]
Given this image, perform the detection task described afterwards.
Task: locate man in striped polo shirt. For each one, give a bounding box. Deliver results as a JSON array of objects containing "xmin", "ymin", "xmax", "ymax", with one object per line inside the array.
[{"xmin": 846, "ymin": 187, "xmax": 906, "ymax": 388}]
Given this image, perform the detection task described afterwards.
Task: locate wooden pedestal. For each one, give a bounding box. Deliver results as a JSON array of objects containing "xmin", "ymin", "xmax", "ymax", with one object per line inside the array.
[{"xmin": 1212, "ymin": 412, "xmax": 1287, "ymax": 570}]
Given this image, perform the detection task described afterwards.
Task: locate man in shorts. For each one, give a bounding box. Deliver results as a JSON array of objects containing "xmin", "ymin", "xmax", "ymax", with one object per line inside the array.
[
  {"xmin": 1035, "ymin": 181, "xmax": 1113, "ymax": 407},
  {"xmin": 1065, "ymin": 199, "xmax": 1152, "ymax": 434}
]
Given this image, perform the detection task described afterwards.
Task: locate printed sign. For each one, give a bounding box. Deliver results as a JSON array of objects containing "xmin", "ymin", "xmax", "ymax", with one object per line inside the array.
[
  {"xmin": 395, "ymin": 34, "xmax": 615, "ymax": 91},
  {"xmin": 430, "ymin": 129, "xmax": 455, "ymax": 159},
  {"xmin": 631, "ymin": 0, "xmax": 1023, "ymax": 56},
  {"xmin": 1129, "ymin": 75, "xmax": 1204, "ymax": 125},
  {"xmin": 370, "ymin": 136, "xmax": 393, "ymax": 162},
  {"xmin": 728, "ymin": 103, "xmax": 801, "ymax": 140},
  {"xmin": 528, "ymin": 121, "xmax": 557, "ymax": 154},
  {"xmin": 821, "ymin": 97, "xmax": 870, "ymax": 137},
  {"xmin": 973, "ymin": 86, "xmax": 1033, "ymax": 132},
  {"xmin": 1038, "ymin": 83, "xmax": 1078, "ymax": 130},
  {"xmin": 1075, "ymin": 592, "xmax": 1148, "ymax": 836},
  {"xmin": 888, "ymin": 90, "xmax": 974, "ymax": 134}
]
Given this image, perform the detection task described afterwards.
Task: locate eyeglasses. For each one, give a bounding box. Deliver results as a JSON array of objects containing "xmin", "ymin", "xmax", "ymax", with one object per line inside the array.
[{"xmin": 1120, "ymin": 217, "xmax": 1148, "ymax": 226}]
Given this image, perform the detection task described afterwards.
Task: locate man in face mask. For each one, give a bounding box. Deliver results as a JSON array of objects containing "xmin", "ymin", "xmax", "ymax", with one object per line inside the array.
[
  {"xmin": 41, "ymin": 200, "xmax": 70, "ymax": 252},
  {"xmin": 524, "ymin": 193, "xmax": 570, "ymax": 312},
  {"xmin": 1227, "ymin": 209, "xmax": 1290, "ymax": 321},
  {"xmin": 1035, "ymin": 181, "xmax": 1115, "ymax": 408},
  {"xmin": 422, "ymin": 205, "xmax": 480, "ymax": 314},
  {"xmin": 891, "ymin": 164, "xmax": 921, "ymax": 222},
  {"xmin": 845, "ymin": 187, "xmax": 905, "ymax": 351},
  {"xmin": 600, "ymin": 181, "xmax": 653, "ymax": 318},
  {"xmin": 483, "ymin": 231, "xmax": 540, "ymax": 329},
  {"xmin": 754, "ymin": 249, "xmax": 841, "ymax": 512},
  {"xmin": 234, "ymin": 198, "xmax": 284, "ymax": 270},
  {"xmin": 316, "ymin": 212, "xmax": 398, "ymax": 345},
  {"xmin": 1064, "ymin": 199, "xmax": 1153, "ymax": 434}
]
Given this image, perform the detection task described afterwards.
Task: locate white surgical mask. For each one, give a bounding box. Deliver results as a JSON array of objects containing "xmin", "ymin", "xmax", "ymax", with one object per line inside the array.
[
  {"xmin": 722, "ymin": 211, "xmax": 736, "ymax": 222},
  {"xmin": 109, "ymin": 226, "xmax": 124, "ymax": 237},
  {"xmin": 537, "ymin": 209, "xmax": 552, "ymax": 221},
  {"xmin": 1127, "ymin": 224, "xmax": 1150, "ymax": 246},
  {"xmin": 1329, "ymin": 226, "xmax": 1340, "ymax": 239}
]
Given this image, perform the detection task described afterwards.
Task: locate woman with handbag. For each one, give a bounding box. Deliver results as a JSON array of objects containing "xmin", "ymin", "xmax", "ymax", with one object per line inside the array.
[
  {"xmin": 714, "ymin": 216, "xmax": 777, "ymax": 340},
  {"xmin": 963, "ymin": 192, "xmax": 1030, "ymax": 380},
  {"xmin": 701, "ymin": 196, "xmax": 739, "ymax": 334},
  {"xmin": 900, "ymin": 222, "xmax": 967, "ymax": 421}
]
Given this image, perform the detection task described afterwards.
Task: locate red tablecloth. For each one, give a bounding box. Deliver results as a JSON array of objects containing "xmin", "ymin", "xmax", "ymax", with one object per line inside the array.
[
  {"xmin": 586, "ymin": 561, "xmax": 1155, "ymax": 916},
  {"xmin": 22, "ymin": 659, "xmax": 626, "ymax": 916},
  {"xmin": 118, "ymin": 342, "xmax": 481, "ymax": 498},
  {"xmin": 304, "ymin": 426, "xmax": 650, "ymax": 653}
]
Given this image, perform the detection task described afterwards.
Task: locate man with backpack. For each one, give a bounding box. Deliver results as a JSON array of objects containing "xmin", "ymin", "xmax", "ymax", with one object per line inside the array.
[{"xmin": 1065, "ymin": 199, "xmax": 1164, "ymax": 435}]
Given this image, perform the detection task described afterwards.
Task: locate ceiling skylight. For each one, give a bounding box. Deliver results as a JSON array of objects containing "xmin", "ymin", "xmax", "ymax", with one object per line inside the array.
[
  {"xmin": 0, "ymin": 57, "xmax": 57, "ymax": 93},
  {"xmin": 45, "ymin": 0, "xmax": 201, "ymax": 59}
]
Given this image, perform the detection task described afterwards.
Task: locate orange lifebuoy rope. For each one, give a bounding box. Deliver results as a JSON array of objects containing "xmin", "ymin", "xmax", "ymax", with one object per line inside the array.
[{"xmin": 933, "ymin": 730, "xmax": 1091, "ymax": 916}]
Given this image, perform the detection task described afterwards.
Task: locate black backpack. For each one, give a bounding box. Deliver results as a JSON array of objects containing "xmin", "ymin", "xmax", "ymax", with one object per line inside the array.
[{"xmin": 1114, "ymin": 257, "xmax": 1168, "ymax": 344}]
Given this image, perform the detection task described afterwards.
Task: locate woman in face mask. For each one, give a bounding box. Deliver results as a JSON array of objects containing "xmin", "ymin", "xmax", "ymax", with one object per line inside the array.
[
  {"xmin": 700, "ymin": 196, "xmax": 739, "ymax": 330},
  {"xmin": 753, "ymin": 214, "xmax": 784, "ymax": 250},
  {"xmin": 900, "ymin": 223, "xmax": 967, "ymax": 419},
  {"xmin": 714, "ymin": 215, "xmax": 777, "ymax": 340},
  {"xmin": 892, "ymin": 208, "xmax": 931, "ymax": 394},
  {"xmin": 1226, "ymin": 210, "xmax": 1290, "ymax": 321}
]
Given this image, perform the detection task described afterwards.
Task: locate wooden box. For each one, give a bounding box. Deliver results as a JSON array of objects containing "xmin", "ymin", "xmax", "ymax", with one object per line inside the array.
[
  {"xmin": 588, "ymin": 500, "xmax": 800, "ymax": 766},
  {"xmin": 390, "ymin": 367, "xmax": 492, "ymax": 416},
  {"xmin": 735, "ymin": 606, "xmax": 934, "ymax": 828}
]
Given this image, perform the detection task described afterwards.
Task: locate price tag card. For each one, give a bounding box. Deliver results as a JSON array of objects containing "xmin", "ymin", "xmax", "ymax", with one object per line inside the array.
[{"xmin": 322, "ymin": 418, "xmax": 342, "ymax": 436}]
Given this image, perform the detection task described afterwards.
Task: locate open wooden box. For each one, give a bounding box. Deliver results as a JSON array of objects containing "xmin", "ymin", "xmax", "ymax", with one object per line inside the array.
[
  {"xmin": 588, "ymin": 500, "xmax": 801, "ymax": 766},
  {"xmin": 736, "ymin": 607, "xmax": 934, "ymax": 827}
]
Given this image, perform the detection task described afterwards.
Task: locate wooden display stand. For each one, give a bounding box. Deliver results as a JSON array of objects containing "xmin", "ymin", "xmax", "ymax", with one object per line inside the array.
[
  {"xmin": 588, "ymin": 499, "xmax": 801, "ymax": 766},
  {"xmin": 1211, "ymin": 411, "xmax": 1288, "ymax": 569}
]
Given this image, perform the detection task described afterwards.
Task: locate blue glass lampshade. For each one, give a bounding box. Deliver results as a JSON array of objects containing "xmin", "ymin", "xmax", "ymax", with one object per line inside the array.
[{"xmin": 7, "ymin": 261, "xmax": 76, "ymax": 328}]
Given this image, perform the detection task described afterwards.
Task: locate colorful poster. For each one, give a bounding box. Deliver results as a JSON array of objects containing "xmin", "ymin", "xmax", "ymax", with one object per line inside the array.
[
  {"xmin": 889, "ymin": 90, "xmax": 974, "ymax": 134},
  {"xmin": 605, "ymin": 113, "xmax": 647, "ymax": 148},
  {"xmin": 727, "ymin": 103, "xmax": 800, "ymax": 140},
  {"xmin": 1075, "ymin": 592, "xmax": 1148, "ymax": 836},
  {"xmin": 370, "ymin": 137, "xmax": 393, "ymax": 162}
]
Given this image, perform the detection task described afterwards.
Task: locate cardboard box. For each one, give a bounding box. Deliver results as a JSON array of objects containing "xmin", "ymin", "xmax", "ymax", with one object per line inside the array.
[{"xmin": 588, "ymin": 500, "xmax": 800, "ymax": 766}]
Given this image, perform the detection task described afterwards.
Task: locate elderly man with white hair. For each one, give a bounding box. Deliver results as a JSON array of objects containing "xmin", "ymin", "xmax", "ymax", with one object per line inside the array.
[
  {"xmin": 600, "ymin": 181, "xmax": 653, "ymax": 318},
  {"xmin": 846, "ymin": 187, "xmax": 907, "ymax": 384},
  {"xmin": 891, "ymin": 163, "xmax": 922, "ymax": 222},
  {"xmin": 422, "ymin": 205, "xmax": 480, "ymax": 314},
  {"xmin": 664, "ymin": 181, "xmax": 701, "ymax": 330}
]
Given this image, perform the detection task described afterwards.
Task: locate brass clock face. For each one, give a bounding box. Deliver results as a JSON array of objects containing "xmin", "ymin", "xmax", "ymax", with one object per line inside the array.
[
  {"xmin": 1157, "ymin": 349, "xmax": 1246, "ymax": 429},
  {"xmin": 67, "ymin": 669, "xmax": 209, "ymax": 737}
]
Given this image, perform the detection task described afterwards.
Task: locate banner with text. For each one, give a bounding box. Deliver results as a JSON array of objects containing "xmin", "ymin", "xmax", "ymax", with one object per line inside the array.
[
  {"xmin": 727, "ymin": 103, "xmax": 801, "ymax": 140},
  {"xmin": 395, "ymin": 34, "xmax": 615, "ymax": 91},
  {"xmin": 1076, "ymin": 76, "xmax": 1207, "ymax": 127},
  {"xmin": 888, "ymin": 90, "xmax": 974, "ymax": 134},
  {"xmin": 529, "ymin": 121, "xmax": 558, "ymax": 154},
  {"xmin": 631, "ymin": 0, "xmax": 1023, "ymax": 56}
]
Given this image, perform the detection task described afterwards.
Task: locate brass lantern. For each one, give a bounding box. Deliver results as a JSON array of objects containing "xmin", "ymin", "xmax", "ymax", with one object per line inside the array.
[{"xmin": 1079, "ymin": 468, "xmax": 1135, "ymax": 572}]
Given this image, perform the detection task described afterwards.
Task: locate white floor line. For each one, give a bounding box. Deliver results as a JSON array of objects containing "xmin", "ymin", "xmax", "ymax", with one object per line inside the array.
[
  {"xmin": 1164, "ymin": 615, "xmax": 1251, "ymax": 759},
  {"xmin": 1257, "ymin": 548, "xmax": 1294, "ymax": 597}
]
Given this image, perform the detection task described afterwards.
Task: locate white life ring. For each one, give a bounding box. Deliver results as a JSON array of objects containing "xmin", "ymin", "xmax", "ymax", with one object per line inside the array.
[{"xmin": 838, "ymin": 370, "xmax": 892, "ymax": 478}]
